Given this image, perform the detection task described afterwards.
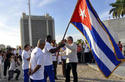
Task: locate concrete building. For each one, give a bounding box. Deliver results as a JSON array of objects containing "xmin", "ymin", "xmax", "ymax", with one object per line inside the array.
[
  {"xmin": 103, "ymin": 18, "xmax": 125, "ymax": 45},
  {"xmin": 103, "ymin": 18, "xmax": 125, "ymax": 53},
  {"xmin": 20, "ymin": 13, "xmax": 55, "ymax": 48}
]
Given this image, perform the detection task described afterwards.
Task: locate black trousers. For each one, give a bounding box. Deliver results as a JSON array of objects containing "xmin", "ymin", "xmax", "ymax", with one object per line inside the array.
[
  {"xmin": 77, "ymin": 52, "xmax": 81, "ymax": 63},
  {"xmin": 18, "ymin": 55, "xmax": 22, "ymax": 62},
  {"xmin": 4, "ymin": 60, "xmax": 10, "ymax": 76},
  {"xmin": 85, "ymin": 52, "xmax": 91, "ymax": 63},
  {"xmin": 65, "ymin": 63, "xmax": 78, "ymax": 82},
  {"xmin": 8, "ymin": 69, "xmax": 20, "ymax": 80},
  {"xmin": 62, "ymin": 59, "xmax": 66, "ymax": 77},
  {"xmin": 53, "ymin": 61, "xmax": 57, "ymax": 78}
]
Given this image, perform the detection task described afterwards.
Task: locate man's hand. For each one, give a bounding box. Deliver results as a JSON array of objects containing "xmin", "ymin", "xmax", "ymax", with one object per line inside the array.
[
  {"xmin": 28, "ymin": 69, "xmax": 32, "ymax": 75},
  {"xmin": 59, "ymin": 42, "xmax": 65, "ymax": 48},
  {"xmin": 61, "ymin": 39, "xmax": 67, "ymax": 44}
]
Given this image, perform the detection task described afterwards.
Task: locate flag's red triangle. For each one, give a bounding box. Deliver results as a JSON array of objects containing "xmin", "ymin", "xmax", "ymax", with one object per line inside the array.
[{"xmin": 70, "ymin": 0, "xmax": 91, "ymax": 30}]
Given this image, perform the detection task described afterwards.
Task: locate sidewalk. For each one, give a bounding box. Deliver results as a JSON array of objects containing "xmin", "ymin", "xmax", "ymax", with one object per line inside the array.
[
  {"xmin": 88, "ymin": 62, "xmax": 125, "ymax": 79},
  {"xmin": 1, "ymin": 64, "xmax": 125, "ymax": 82}
]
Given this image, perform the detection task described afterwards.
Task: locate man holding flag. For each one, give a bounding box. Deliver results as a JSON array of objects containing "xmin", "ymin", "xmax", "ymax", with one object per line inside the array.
[{"xmin": 62, "ymin": 0, "xmax": 125, "ymax": 78}]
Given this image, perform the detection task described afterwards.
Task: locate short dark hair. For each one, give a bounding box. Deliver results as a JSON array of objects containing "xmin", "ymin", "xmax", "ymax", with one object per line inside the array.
[
  {"xmin": 67, "ymin": 36, "xmax": 73, "ymax": 42},
  {"xmin": 47, "ymin": 35, "xmax": 51, "ymax": 40},
  {"xmin": 7, "ymin": 48, "xmax": 12, "ymax": 52},
  {"xmin": 24, "ymin": 44, "xmax": 30, "ymax": 49}
]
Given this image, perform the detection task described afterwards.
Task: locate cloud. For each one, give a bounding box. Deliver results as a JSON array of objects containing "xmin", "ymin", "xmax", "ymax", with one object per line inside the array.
[
  {"xmin": 0, "ymin": 21, "xmax": 20, "ymax": 48},
  {"xmin": 38, "ymin": 0, "xmax": 57, "ymax": 7},
  {"xmin": 99, "ymin": 11, "xmax": 109, "ymax": 20},
  {"xmin": 0, "ymin": 0, "xmax": 26, "ymax": 47},
  {"xmin": 99, "ymin": 10, "xmax": 112, "ymax": 21}
]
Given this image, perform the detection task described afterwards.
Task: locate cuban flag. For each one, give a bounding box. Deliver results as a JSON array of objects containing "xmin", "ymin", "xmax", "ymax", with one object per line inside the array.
[{"xmin": 70, "ymin": 0, "xmax": 125, "ymax": 77}]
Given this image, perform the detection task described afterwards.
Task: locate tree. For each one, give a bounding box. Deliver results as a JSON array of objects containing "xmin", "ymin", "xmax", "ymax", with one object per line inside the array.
[
  {"xmin": 109, "ymin": 0, "xmax": 125, "ymax": 18},
  {"xmin": 76, "ymin": 39, "xmax": 83, "ymax": 45}
]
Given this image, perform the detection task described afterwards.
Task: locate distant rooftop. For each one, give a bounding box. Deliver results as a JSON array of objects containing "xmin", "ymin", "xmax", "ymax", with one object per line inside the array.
[
  {"xmin": 21, "ymin": 13, "xmax": 54, "ymax": 20},
  {"xmin": 103, "ymin": 17, "xmax": 125, "ymax": 22}
]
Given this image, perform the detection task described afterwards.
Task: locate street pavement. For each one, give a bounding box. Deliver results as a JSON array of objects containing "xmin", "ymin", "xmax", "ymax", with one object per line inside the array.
[
  {"xmin": 88, "ymin": 62, "xmax": 125, "ymax": 79},
  {"xmin": 0, "ymin": 64, "xmax": 125, "ymax": 82}
]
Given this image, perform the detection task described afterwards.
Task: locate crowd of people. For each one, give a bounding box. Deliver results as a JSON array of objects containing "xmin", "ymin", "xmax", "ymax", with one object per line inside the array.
[
  {"xmin": 77, "ymin": 40, "xmax": 95, "ymax": 64},
  {"xmin": 0, "ymin": 35, "xmax": 78, "ymax": 82},
  {"xmin": 0, "ymin": 47, "xmax": 22, "ymax": 80},
  {"xmin": 0, "ymin": 35, "xmax": 124, "ymax": 82},
  {"xmin": 22, "ymin": 35, "xmax": 78, "ymax": 82}
]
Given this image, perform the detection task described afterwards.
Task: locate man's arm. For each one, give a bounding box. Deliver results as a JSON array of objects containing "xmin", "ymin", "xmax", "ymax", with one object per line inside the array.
[
  {"xmin": 28, "ymin": 63, "xmax": 32, "ymax": 75},
  {"xmin": 30, "ymin": 52, "xmax": 44, "ymax": 75},
  {"xmin": 65, "ymin": 43, "xmax": 76, "ymax": 51},
  {"xmin": 49, "ymin": 44, "xmax": 65, "ymax": 53},
  {"xmin": 30, "ymin": 65, "xmax": 41, "ymax": 75},
  {"xmin": 27, "ymin": 57, "xmax": 30, "ymax": 61}
]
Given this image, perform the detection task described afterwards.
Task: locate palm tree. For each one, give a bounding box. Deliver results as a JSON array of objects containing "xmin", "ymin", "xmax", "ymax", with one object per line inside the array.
[{"xmin": 109, "ymin": 0, "xmax": 125, "ymax": 18}]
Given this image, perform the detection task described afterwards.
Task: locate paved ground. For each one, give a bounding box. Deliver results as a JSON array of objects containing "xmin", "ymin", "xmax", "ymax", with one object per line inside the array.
[
  {"xmin": 114, "ymin": 62, "xmax": 125, "ymax": 77},
  {"xmin": 88, "ymin": 62, "xmax": 125, "ymax": 79},
  {"xmin": 1, "ymin": 64, "xmax": 125, "ymax": 82}
]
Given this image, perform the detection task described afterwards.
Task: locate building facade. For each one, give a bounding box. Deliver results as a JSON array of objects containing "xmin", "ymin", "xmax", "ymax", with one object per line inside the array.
[
  {"xmin": 103, "ymin": 18, "xmax": 125, "ymax": 45},
  {"xmin": 20, "ymin": 13, "xmax": 55, "ymax": 48},
  {"xmin": 103, "ymin": 18, "xmax": 125, "ymax": 53}
]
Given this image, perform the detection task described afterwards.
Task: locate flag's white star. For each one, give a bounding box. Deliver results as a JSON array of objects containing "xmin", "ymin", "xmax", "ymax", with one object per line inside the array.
[{"xmin": 80, "ymin": 8, "xmax": 86, "ymax": 20}]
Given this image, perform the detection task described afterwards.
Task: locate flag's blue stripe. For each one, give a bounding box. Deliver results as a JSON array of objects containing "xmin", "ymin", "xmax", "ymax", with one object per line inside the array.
[
  {"xmin": 86, "ymin": 0, "xmax": 124, "ymax": 59},
  {"xmin": 72, "ymin": 22, "xmax": 121, "ymax": 66},
  {"xmin": 72, "ymin": 22, "xmax": 112, "ymax": 77},
  {"xmin": 101, "ymin": 22, "xmax": 125, "ymax": 59},
  {"xmin": 90, "ymin": 25, "xmax": 121, "ymax": 65},
  {"xmin": 72, "ymin": 22, "xmax": 91, "ymax": 45},
  {"xmin": 92, "ymin": 50, "xmax": 112, "ymax": 77}
]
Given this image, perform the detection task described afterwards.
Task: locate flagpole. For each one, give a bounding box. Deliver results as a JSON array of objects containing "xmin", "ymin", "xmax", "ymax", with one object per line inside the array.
[
  {"xmin": 62, "ymin": 0, "xmax": 79, "ymax": 40},
  {"xmin": 62, "ymin": 22, "xmax": 70, "ymax": 40},
  {"xmin": 28, "ymin": 0, "xmax": 32, "ymax": 46}
]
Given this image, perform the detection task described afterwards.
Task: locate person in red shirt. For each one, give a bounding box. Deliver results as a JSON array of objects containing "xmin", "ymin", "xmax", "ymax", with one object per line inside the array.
[{"xmin": 118, "ymin": 41, "xmax": 123, "ymax": 52}]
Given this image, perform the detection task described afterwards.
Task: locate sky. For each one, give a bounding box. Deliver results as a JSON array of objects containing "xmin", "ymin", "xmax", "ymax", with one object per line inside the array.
[{"xmin": 0, "ymin": 0, "xmax": 115, "ymax": 48}]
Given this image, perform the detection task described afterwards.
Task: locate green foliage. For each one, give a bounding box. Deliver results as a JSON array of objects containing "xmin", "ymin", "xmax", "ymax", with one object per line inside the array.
[
  {"xmin": 76, "ymin": 39, "xmax": 84, "ymax": 45},
  {"xmin": 109, "ymin": 0, "xmax": 125, "ymax": 18}
]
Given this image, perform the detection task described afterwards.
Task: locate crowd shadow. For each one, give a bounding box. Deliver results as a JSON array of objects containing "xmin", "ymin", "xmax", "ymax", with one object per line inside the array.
[
  {"xmin": 1, "ymin": 76, "xmax": 124, "ymax": 82},
  {"xmin": 55, "ymin": 75, "xmax": 124, "ymax": 82}
]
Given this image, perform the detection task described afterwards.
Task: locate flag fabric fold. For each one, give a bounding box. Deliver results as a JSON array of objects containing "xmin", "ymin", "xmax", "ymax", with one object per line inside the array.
[{"xmin": 70, "ymin": 0, "xmax": 125, "ymax": 77}]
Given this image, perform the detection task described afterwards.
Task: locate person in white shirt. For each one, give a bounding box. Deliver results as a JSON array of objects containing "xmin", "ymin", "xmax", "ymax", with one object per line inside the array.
[
  {"xmin": 62, "ymin": 36, "xmax": 78, "ymax": 82},
  {"xmin": 29, "ymin": 39, "xmax": 45, "ymax": 82},
  {"xmin": 84, "ymin": 41, "xmax": 90, "ymax": 63},
  {"xmin": 51, "ymin": 40, "xmax": 58, "ymax": 80},
  {"xmin": 22, "ymin": 44, "xmax": 30, "ymax": 82},
  {"xmin": 43, "ymin": 35, "xmax": 65, "ymax": 82},
  {"xmin": 8, "ymin": 54, "xmax": 20, "ymax": 81},
  {"xmin": 60, "ymin": 47, "xmax": 66, "ymax": 77}
]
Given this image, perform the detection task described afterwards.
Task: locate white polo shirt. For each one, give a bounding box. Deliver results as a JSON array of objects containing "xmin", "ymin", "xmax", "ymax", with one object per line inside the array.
[
  {"xmin": 84, "ymin": 44, "xmax": 90, "ymax": 53},
  {"xmin": 43, "ymin": 42, "xmax": 53, "ymax": 66},
  {"xmin": 9, "ymin": 58, "xmax": 16, "ymax": 70},
  {"xmin": 30, "ymin": 47, "xmax": 44, "ymax": 80},
  {"xmin": 22, "ymin": 50, "xmax": 30, "ymax": 70}
]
